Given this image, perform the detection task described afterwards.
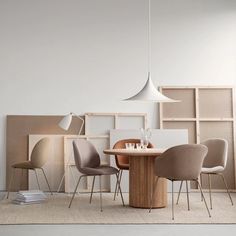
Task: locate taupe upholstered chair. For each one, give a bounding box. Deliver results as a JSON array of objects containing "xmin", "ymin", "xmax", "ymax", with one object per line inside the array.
[
  {"xmin": 200, "ymin": 139, "xmax": 233, "ymax": 209},
  {"xmin": 7, "ymin": 138, "xmax": 52, "ymax": 198},
  {"xmin": 113, "ymin": 139, "xmax": 154, "ymax": 200},
  {"xmin": 176, "ymin": 139, "xmax": 233, "ymax": 209},
  {"xmin": 149, "ymin": 144, "xmax": 211, "ymax": 220},
  {"xmin": 69, "ymin": 140, "xmax": 125, "ymax": 211}
]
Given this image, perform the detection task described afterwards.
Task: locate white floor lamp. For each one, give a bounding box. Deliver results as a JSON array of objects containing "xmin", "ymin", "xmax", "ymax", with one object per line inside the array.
[{"xmin": 57, "ymin": 112, "xmax": 84, "ymax": 192}]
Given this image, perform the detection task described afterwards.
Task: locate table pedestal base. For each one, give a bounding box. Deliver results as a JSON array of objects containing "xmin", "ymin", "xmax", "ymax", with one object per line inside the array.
[{"xmin": 129, "ymin": 156, "xmax": 167, "ymax": 208}]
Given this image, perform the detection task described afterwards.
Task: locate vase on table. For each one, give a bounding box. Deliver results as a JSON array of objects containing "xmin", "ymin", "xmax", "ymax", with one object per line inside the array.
[{"xmin": 140, "ymin": 128, "xmax": 152, "ymax": 149}]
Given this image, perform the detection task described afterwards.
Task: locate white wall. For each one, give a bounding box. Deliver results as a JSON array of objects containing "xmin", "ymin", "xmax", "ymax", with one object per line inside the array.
[{"xmin": 0, "ymin": 0, "xmax": 236, "ymax": 190}]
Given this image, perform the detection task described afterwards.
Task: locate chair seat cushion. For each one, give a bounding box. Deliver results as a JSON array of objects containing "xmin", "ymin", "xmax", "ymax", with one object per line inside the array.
[
  {"xmin": 12, "ymin": 161, "xmax": 34, "ymax": 169},
  {"xmin": 201, "ymin": 166, "xmax": 224, "ymax": 173},
  {"xmin": 81, "ymin": 165, "xmax": 119, "ymax": 175}
]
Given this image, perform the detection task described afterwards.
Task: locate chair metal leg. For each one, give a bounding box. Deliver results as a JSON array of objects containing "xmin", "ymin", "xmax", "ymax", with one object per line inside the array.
[
  {"xmin": 113, "ymin": 170, "xmax": 120, "ymax": 200},
  {"xmin": 34, "ymin": 169, "xmax": 41, "ymax": 190},
  {"xmin": 196, "ymin": 180, "xmax": 211, "ymax": 218},
  {"xmin": 176, "ymin": 180, "xmax": 183, "ymax": 205},
  {"xmin": 68, "ymin": 175, "xmax": 84, "ymax": 208},
  {"xmin": 186, "ymin": 180, "xmax": 190, "ymax": 211},
  {"xmin": 7, "ymin": 168, "xmax": 15, "ymax": 199},
  {"xmin": 116, "ymin": 173, "xmax": 125, "ymax": 206},
  {"xmin": 219, "ymin": 173, "xmax": 234, "ymax": 205},
  {"xmin": 99, "ymin": 175, "xmax": 103, "ymax": 212},
  {"xmin": 200, "ymin": 173, "xmax": 203, "ymax": 201},
  {"xmin": 114, "ymin": 170, "xmax": 123, "ymax": 199},
  {"xmin": 172, "ymin": 181, "xmax": 174, "ymax": 220},
  {"xmin": 117, "ymin": 170, "xmax": 123, "ymax": 196},
  {"xmin": 40, "ymin": 168, "xmax": 53, "ymax": 195},
  {"xmin": 208, "ymin": 174, "xmax": 212, "ymax": 209},
  {"xmin": 89, "ymin": 176, "xmax": 96, "ymax": 204},
  {"xmin": 149, "ymin": 176, "xmax": 159, "ymax": 213}
]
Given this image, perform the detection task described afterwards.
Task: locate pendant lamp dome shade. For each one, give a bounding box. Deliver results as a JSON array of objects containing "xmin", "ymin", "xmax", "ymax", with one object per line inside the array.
[{"xmin": 124, "ymin": 73, "xmax": 179, "ymax": 102}]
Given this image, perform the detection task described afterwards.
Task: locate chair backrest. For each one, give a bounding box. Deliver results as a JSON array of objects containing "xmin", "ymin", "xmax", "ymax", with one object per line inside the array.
[
  {"xmin": 72, "ymin": 140, "xmax": 100, "ymax": 172},
  {"xmin": 201, "ymin": 138, "xmax": 228, "ymax": 169},
  {"xmin": 31, "ymin": 138, "xmax": 51, "ymax": 168},
  {"xmin": 155, "ymin": 144, "xmax": 208, "ymax": 180},
  {"xmin": 113, "ymin": 139, "xmax": 154, "ymax": 169}
]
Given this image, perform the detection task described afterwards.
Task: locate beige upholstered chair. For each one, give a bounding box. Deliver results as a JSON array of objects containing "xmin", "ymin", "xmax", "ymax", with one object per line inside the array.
[
  {"xmin": 7, "ymin": 138, "xmax": 52, "ymax": 198},
  {"xmin": 149, "ymin": 144, "xmax": 210, "ymax": 220},
  {"xmin": 113, "ymin": 139, "xmax": 153, "ymax": 200},
  {"xmin": 176, "ymin": 139, "xmax": 233, "ymax": 209},
  {"xmin": 68, "ymin": 140, "xmax": 125, "ymax": 211},
  {"xmin": 200, "ymin": 139, "xmax": 233, "ymax": 209}
]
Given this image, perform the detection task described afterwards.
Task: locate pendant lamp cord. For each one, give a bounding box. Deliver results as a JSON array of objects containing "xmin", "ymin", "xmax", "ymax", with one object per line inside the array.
[{"xmin": 148, "ymin": 0, "xmax": 151, "ymax": 77}]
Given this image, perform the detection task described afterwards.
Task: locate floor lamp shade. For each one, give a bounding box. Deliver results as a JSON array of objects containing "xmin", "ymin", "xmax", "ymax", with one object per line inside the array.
[{"xmin": 59, "ymin": 113, "xmax": 73, "ymax": 131}]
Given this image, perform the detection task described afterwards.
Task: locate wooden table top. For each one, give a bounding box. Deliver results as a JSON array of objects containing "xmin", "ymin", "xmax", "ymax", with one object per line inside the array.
[{"xmin": 103, "ymin": 148, "xmax": 166, "ymax": 157}]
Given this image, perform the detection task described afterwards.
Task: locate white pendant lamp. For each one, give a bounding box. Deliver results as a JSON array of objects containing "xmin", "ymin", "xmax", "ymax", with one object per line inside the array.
[
  {"xmin": 124, "ymin": 0, "xmax": 179, "ymax": 103},
  {"xmin": 124, "ymin": 73, "xmax": 177, "ymax": 102}
]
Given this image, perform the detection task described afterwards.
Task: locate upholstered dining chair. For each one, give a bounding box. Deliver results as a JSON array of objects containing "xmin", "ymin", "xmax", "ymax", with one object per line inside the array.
[
  {"xmin": 69, "ymin": 140, "xmax": 125, "ymax": 211},
  {"xmin": 176, "ymin": 138, "xmax": 233, "ymax": 209},
  {"xmin": 7, "ymin": 137, "xmax": 52, "ymax": 198},
  {"xmin": 113, "ymin": 139, "xmax": 154, "ymax": 200},
  {"xmin": 201, "ymin": 139, "xmax": 233, "ymax": 209},
  {"xmin": 149, "ymin": 144, "xmax": 210, "ymax": 220}
]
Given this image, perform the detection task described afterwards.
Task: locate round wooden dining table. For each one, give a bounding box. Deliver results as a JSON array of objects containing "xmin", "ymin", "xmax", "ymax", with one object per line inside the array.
[{"xmin": 103, "ymin": 148, "xmax": 167, "ymax": 209}]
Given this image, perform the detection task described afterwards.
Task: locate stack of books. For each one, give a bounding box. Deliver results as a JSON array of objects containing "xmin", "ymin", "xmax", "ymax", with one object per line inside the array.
[{"xmin": 12, "ymin": 190, "xmax": 47, "ymax": 205}]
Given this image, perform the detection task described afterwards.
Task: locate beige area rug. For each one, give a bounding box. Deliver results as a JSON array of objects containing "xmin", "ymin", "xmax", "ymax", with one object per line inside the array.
[{"xmin": 0, "ymin": 193, "xmax": 235, "ymax": 224}]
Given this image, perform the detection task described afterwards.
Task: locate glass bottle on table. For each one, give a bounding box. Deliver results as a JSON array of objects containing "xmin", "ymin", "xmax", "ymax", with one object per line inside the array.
[{"xmin": 140, "ymin": 128, "xmax": 151, "ymax": 149}]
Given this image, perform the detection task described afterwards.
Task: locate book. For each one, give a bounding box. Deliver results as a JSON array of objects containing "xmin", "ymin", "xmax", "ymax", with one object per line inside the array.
[
  {"xmin": 18, "ymin": 190, "xmax": 46, "ymax": 195},
  {"xmin": 16, "ymin": 194, "xmax": 47, "ymax": 200},
  {"xmin": 12, "ymin": 200, "xmax": 44, "ymax": 205}
]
